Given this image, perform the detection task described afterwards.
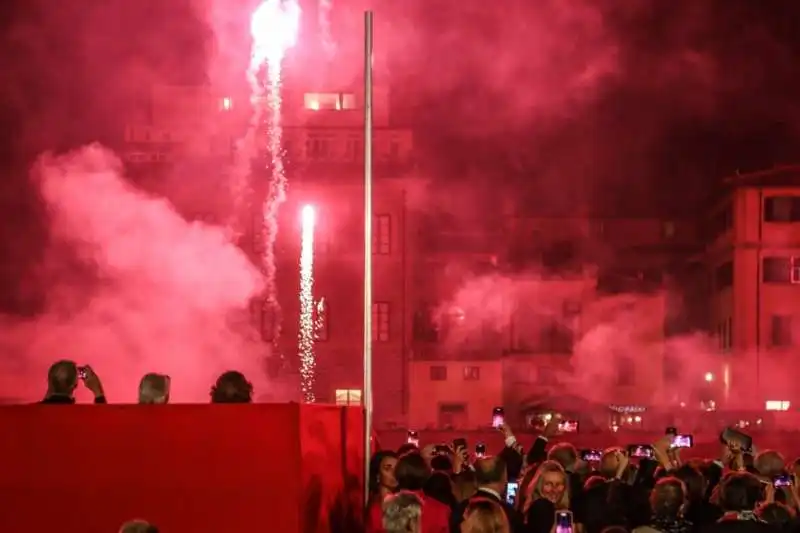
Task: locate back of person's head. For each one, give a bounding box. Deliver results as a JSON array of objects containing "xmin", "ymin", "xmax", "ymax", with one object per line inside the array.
[
  {"xmin": 382, "ymin": 490, "xmax": 422, "ymax": 533},
  {"xmin": 474, "ymin": 455, "xmax": 508, "ymax": 487},
  {"xmin": 397, "ymin": 443, "xmax": 417, "ymax": 456},
  {"xmin": 599, "ymin": 447, "xmax": 624, "ymax": 478},
  {"xmin": 754, "ymin": 450, "xmax": 785, "ymax": 477},
  {"xmin": 719, "ymin": 471, "xmax": 763, "ymax": 512},
  {"xmin": 650, "ymin": 477, "xmax": 686, "ymax": 519},
  {"xmin": 430, "ymin": 453, "xmax": 452, "ymax": 472},
  {"xmin": 453, "ymin": 469, "xmax": 478, "ymax": 502},
  {"xmin": 424, "ymin": 471, "xmax": 455, "ymax": 507},
  {"xmin": 210, "ymin": 370, "xmax": 253, "ymax": 403},
  {"xmin": 395, "ymin": 452, "xmax": 430, "ymax": 491},
  {"xmin": 47, "ymin": 360, "xmax": 78, "ymax": 395},
  {"xmin": 600, "ymin": 527, "xmax": 629, "ymax": 533},
  {"xmin": 757, "ymin": 502, "xmax": 794, "ymax": 529},
  {"xmin": 547, "ymin": 442, "xmax": 578, "ymax": 471},
  {"xmin": 462, "ymin": 498, "xmax": 510, "ymax": 533},
  {"xmin": 583, "ymin": 475, "xmax": 606, "ymax": 491},
  {"xmin": 119, "ymin": 520, "xmax": 159, "ymax": 533},
  {"xmin": 138, "ymin": 373, "xmax": 170, "ymax": 404},
  {"xmin": 672, "ymin": 464, "xmax": 706, "ymax": 502}
]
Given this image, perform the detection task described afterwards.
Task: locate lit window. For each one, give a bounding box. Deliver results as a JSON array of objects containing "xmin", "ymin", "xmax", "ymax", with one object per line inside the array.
[
  {"xmin": 765, "ymin": 400, "xmax": 790, "ymax": 411},
  {"xmin": 335, "ymin": 389, "xmax": 362, "ymax": 406},
  {"xmin": 373, "ymin": 214, "xmax": 391, "ymax": 255},
  {"xmin": 220, "ymin": 97, "xmax": 232, "ymax": 111},
  {"xmin": 304, "ymin": 92, "xmax": 356, "ymax": 111},
  {"xmin": 463, "ymin": 366, "xmax": 480, "ymax": 381},
  {"xmin": 372, "ymin": 302, "xmax": 390, "ymax": 342}
]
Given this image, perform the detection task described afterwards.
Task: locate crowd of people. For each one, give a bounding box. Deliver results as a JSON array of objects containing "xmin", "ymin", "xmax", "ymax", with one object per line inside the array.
[
  {"xmin": 39, "ymin": 359, "xmax": 800, "ymax": 533},
  {"xmin": 367, "ymin": 419, "xmax": 800, "ymax": 533}
]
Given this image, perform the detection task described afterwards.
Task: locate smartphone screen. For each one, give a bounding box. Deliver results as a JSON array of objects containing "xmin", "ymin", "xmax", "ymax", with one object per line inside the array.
[
  {"xmin": 492, "ymin": 407, "xmax": 505, "ymax": 428},
  {"xmin": 671, "ymin": 434, "xmax": 693, "ymax": 448},
  {"xmin": 580, "ymin": 449, "xmax": 602, "ymax": 462},
  {"xmin": 506, "ymin": 482, "xmax": 519, "ymax": 506},
  {"xmin": 774, "ymin": 474, "xmax": 793, "ymax": 488},
  {"xmin": 476, "ymin": 443, "xmax": 486, "ymax": 458},
  {"xmin": 555, "ymin": 510, "xmax": 574, "ymax": 533},
  {"xmin": 558, "ymin": 420, "xmax": 579, "ymax": 433},
  {"xmin": 721, "ymin": 427, "xmax": 753, "ymax": 452},
  {"xmin": 78, "ymin": 366, "xmax": 88, "ymax": 380},
  {"xmin": 407, "ymin": 430, "xmax": 419, "ymax": 447},
  {"xmin": 627, "ymin": 444, "xmax": 654, "ymax": 459}
]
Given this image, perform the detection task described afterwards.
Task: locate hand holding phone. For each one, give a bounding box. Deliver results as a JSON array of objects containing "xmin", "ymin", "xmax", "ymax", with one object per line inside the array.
[
  {"xmin": 671, "ymin": 434, "xmax": 693, "ymax": 449},
  {"xmin": 407, "ymin": 430, "xmax": 419, "ymax": 447},
  {"xmin": 555, "ymin": 510, "xmax": 574, "ymax": 533}
]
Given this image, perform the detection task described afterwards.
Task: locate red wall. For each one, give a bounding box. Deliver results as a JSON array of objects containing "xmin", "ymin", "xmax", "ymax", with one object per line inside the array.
[{"xmin": 0, "ymin": 404, "xmax": 364, "ymax": 533}]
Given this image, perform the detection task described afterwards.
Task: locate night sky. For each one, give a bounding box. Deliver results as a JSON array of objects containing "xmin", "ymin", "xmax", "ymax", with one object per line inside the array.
[{"xmin": 0, "ymin": 0, "xmax": 799, "ymax": 309}]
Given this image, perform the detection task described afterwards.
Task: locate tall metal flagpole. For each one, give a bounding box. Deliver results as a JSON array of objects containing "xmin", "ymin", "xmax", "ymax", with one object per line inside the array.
[{"xmin": 362, "ymin": 10, "xmax": 374, "ymax": 506}]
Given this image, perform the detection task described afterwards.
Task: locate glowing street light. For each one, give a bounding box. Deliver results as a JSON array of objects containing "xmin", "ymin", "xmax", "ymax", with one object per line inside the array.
[{"xmin": 704, "ymin": 372, "xmax": 714, "ymax": 382}]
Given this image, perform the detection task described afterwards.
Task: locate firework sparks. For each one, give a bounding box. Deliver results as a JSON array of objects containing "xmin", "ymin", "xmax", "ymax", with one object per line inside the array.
[
  {"xmin": 248, "ymin": 0, "xmax": 301, "ymax": 342},
  {"xmin": 299, "ymin": 205, "xmax": 316, "ymax": 401}
]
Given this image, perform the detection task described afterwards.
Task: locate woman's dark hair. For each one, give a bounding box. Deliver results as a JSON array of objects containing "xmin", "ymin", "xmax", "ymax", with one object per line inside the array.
[
  {"xmin": 395, "ymin": 452, "xmax": 431, "ymax": 491},
  {"xmin": 210, "ymin": 371, "xmax": 253, "ymax": 403},
  {"xmin": 719, "ymin": 472, "xmax": 763, "ymax": 512},
  {"xmin": 757, "ymin": 502, "xmax": 794, "ymax": 529},
  {"xmin": 651, "ymin": 477, "xmax": 686, "ymax": 519},
  {"xmin": 368, "ymin": 450, "xmax": 398, "ymax": 496},
  {"xmin": 424, "ymin": 471, "xmax": 456, "ymax": 508},
  {"xmin": 672, "ymin": 465, "xmax": 706, "ymax": 502}
]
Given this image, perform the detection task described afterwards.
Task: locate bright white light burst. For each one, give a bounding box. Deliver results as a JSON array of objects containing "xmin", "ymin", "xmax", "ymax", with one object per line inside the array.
[
  {"xmin": 247, "ymin": 0, "xmax": 301, "ymax": 346},
  {"xmin": 299, "ymin": 205, "xmax": 316, "ymax": 402}
]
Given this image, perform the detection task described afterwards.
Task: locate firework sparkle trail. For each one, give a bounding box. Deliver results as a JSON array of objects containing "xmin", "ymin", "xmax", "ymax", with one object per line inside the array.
[
  {"xmin": 299, "ymin": 205, "xmax": 316, "ymax": 402},
  {"xmin": 248, "ymin": 0, "xmax": 301, "ymax": 344}
]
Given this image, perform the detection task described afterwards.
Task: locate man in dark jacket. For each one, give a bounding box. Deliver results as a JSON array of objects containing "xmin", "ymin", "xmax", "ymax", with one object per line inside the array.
[{"xmin": 450, "ymin": 455, "xmax": 525, "ymax": 533}]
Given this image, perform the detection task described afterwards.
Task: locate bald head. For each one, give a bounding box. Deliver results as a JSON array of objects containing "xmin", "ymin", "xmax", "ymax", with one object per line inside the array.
[
  {"xmin": 474, "ymin": 455, "xmax": 507, "ymax": 488},
  {"xmin": 47, "ymin": 360, "xmax": 78, "ymax": 395}
]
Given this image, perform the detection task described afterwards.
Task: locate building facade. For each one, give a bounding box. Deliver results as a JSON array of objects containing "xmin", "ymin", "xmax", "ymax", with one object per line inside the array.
[
  {"xmin": 705, "ymin": 167, "xmax": 800, "ymax": 409},
  {"xmin": 122, "ymin": 83, "xmax": 415, "ymax": 423}
]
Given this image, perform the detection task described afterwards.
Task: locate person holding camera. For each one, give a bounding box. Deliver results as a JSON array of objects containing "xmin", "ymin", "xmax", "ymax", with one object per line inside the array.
[{"xmin": 41, "ymin": 360, "xmax": 107, "ymax": 404}]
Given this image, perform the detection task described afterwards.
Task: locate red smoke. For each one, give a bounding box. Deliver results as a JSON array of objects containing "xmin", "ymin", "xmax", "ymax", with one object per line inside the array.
[{"xmin": 0, "ymin": 146, "xmax": 281, "ymax": 403}]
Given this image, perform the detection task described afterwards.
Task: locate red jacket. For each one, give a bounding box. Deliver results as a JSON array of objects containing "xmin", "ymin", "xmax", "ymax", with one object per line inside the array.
[{"xmin": 366, "ymin": 491, "xmax": 449, "ymax": 533}]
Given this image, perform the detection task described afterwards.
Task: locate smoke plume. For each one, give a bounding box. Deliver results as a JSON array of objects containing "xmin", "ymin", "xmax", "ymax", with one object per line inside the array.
[{"xmin": 0, "ymin": 145, "xmax": 275, "ymax": 403}]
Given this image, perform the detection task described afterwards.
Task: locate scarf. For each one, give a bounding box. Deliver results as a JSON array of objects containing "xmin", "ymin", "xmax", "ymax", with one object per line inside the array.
[{"xmin": 649, "ymin": 516, "xmax": 693, "ymax": 533}]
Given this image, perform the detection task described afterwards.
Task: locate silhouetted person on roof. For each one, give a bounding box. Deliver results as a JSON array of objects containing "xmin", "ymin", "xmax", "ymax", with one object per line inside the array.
[
  {"xmin": 41, "ymin": 360, "xmax": 107, "ymax": 404},
  {"xmin": 210, "ymin": 370, "xmax": 253, "ymax": 403}
]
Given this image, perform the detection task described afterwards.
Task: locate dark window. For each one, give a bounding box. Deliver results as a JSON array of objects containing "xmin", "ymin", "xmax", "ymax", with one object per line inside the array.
[
  {"xmin": 372, "ymin": 302, "xmax": 390, "ymax": 342},
  {"xmin": 708, "ymin": 203, "xmax": 732, "ymax": 239},
  {"xmin": 771, "ymin": 315, "xmax": 793, "ymax": 347},
  {"xmin": 763, "ymin": 257, "xmax": 795, "ymax": 283},
  {"xmin": 430, "ymin": 365, "xmax": 447, "ymax": 381},
  {"xmin": 764, "ymin": 196, "xmax": 800, "ymax": 222},
  {"xmin": 616, "ymin": 357, "xmax": 635, "ymax": 386},
  {"xmin": 463, "ymin": 366, "xmax": 480, "ymax": 381},
  {"xmin": 714, "ymin": 262, "xmax": 733, "ymax": 290},
  {"xmin": 413, "ymin": 305, "xmax": 438, "ymax": 342},
  {"xmin": 718, "ymin": 317, "xmax": 732, "ymax": 352},
  {"xmin": 373, "ymin": 215, "xmax": 391, "ymax": 255}
]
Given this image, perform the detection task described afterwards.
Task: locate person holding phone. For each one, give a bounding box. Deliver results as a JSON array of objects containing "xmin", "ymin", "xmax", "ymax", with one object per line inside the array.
[{"xmin": 41, "ymin": 360, "xmax": 107, "ymax": 404}]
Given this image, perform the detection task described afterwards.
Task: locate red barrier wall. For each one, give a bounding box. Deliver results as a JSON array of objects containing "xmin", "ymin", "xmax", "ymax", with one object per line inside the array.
[{"xmin": 0, "ymin": 404, "xmax": 364, "ymax": 533}]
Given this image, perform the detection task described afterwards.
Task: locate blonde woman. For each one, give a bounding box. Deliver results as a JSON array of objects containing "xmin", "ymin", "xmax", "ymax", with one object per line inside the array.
[
  {"xmin": 524, "ymin": 460, "xmax": 571, "ymax": 513},
  {"xmin": 461, "ymin": 498, "xmax": 510, "ymax": 533}
]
